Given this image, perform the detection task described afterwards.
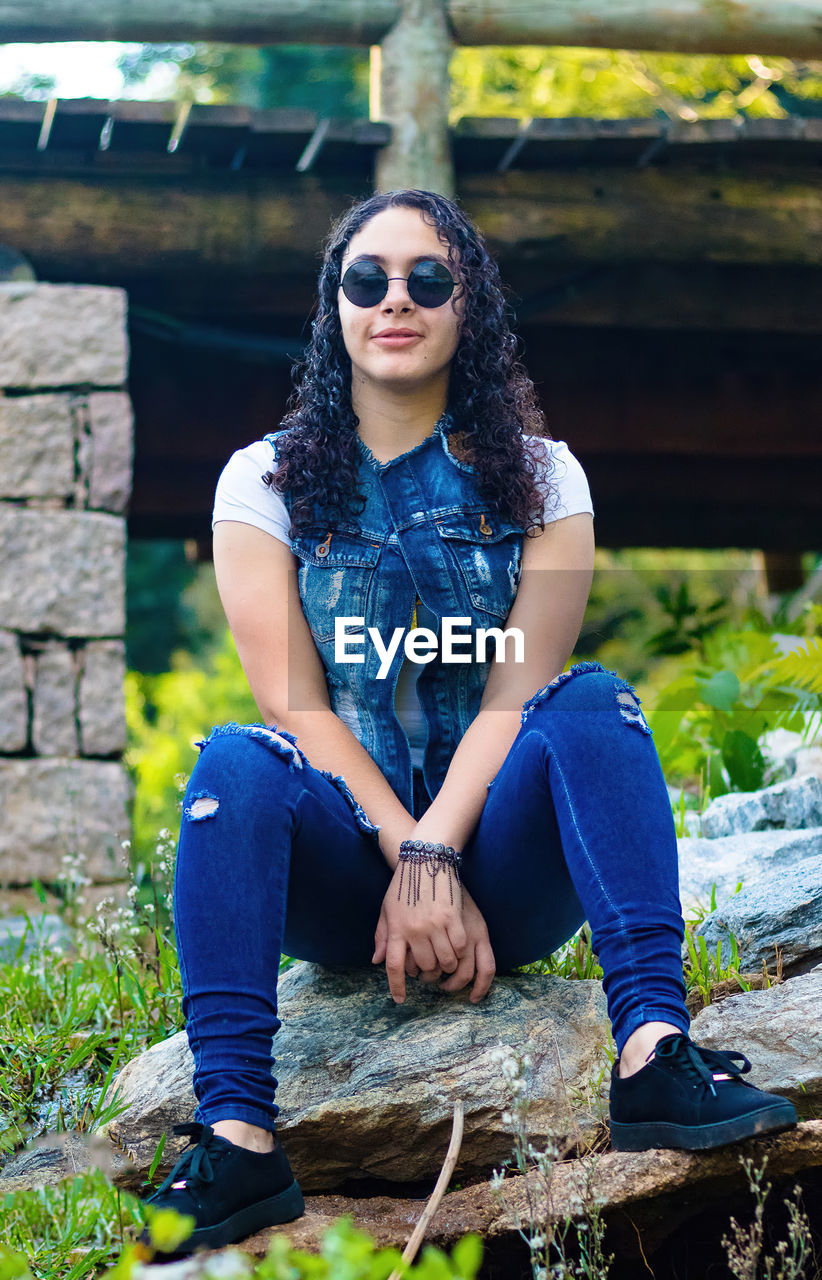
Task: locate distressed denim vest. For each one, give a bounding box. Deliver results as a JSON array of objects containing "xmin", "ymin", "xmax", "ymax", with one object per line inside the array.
[{"xmin": 266, "ymin": 414, "xmax": 524, "ymax": 820}]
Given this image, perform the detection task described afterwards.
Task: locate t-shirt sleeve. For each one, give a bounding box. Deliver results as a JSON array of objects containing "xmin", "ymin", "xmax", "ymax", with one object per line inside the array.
[
  {"xmin": 211, "ymin": 438, "xmax": 291, "ymax": 547},
  {"xmin": 529, "ymin": 437, "xmax": 595, "ymax": 524}
]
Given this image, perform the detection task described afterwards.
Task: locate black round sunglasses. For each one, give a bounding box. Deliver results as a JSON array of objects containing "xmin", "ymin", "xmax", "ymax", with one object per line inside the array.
[{"xmin": 340, "ymin": 259, "xmax": 457, "ymax": 309}]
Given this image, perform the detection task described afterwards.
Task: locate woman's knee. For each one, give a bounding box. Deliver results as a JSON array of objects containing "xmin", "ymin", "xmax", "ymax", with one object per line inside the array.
[
  {"xmin": 521, "ymin": 663, "xmax": 651, "ymax": 733},
  {"xmin": 183, "ymin": 722, "xmax": 307, "ymax": 812}
]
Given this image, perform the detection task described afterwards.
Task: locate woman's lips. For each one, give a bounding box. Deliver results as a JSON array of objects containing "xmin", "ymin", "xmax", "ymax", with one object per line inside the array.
[{"xmin": 372, "ymin": 332, "xmax": 422, "ymax": 347}]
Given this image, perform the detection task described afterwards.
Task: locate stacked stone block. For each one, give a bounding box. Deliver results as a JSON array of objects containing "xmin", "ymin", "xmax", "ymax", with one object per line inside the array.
[{"xmin": 0, "ymin": 283, "xmax": 132, "ymax": 889}]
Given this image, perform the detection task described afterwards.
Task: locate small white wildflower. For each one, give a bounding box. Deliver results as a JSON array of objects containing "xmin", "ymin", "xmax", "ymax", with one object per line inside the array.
[
  {"xmin": 501, "ymin": 1111, "xmax": 513, "ymax": 1126},
  {"xmin": 529, "ymin": 1233, "xmax": 546, "ymax": 1252},
  {"xmin": 121, "ymin": 839, "xmax": 132, "ymax": 851},
  {"xmin": 489, "ymin": 1170, "xmax": 506, "ymax": 1191}
]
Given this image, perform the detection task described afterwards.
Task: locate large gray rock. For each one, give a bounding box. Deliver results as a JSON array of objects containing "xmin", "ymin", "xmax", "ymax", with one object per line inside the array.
[
  {"xmin": 78, "ymin": 640, "xmax": 127, "ymax": 756},
  {"xmin": 762, "ymin": 726, "xmax": 822, "ymax": 786},
  {"xmin": 31, "ymin": 642, "xmax": 78, "ymax": 757},
  {"xmin": 0, "ymin": 506, "xmax": 125, "ymax": 636},
  {"xmin": 0, "ymin": 758, "xmax": 131, "ymax": 885},
  {"xmin": 691, "ymin": 965, "xmax": 822, "ymax": 1110},
  {"xmin": 0, "ymin": 628, "xmax": 27, "ymax": 752},
  {"xmin": 677, "ymin": 828, "xmax": 822, "ymax": 911},
  {"xmin": 0, "ymin": 392, "xmax": 75, "ymax": 499},
  {"xmin": 698, "ymin": 857, "xmax": 822, "ymax": 976},
  {"xmin": 701, "ymin": 775, "xmax": 822, "ymax": 838},
  {"xmin": 101, "ymin": 962, "xmax": 612, "ymax": 1194},
  {"xmin": 0, "ymin": 282, "xmax": 128, "ymax": 388}
]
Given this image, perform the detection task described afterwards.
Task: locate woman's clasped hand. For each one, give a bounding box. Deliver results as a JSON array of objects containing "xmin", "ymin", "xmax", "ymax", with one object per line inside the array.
[{"xmin": 371, "ymin": 854, "xmax": 497, "ymax": 1005}]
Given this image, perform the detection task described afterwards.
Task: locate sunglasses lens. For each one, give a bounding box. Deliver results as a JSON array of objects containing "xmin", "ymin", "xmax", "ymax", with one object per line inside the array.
[
  {"xmin": 341, "ymin": 262, "xmax": 387, "ymax": 307},
  {"xmin": 408, "ymin": 261, "xmax": 455, "ymax": 307}
]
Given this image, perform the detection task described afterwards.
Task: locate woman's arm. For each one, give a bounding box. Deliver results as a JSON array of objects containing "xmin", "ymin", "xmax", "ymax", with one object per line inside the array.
[
  {"xmin": 213, "ymin": 520, "xmax": 416, "ymax": 868},
  {"xmin": 409, "ymin": 511, "xmax": 596, "ymax": 853}
]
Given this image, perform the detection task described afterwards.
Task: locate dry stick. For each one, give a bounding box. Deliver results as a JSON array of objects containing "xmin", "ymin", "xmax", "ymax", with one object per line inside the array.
[{"xmin": 387, "ymin": 1099, "xmax": 465, "ymax": 1280}]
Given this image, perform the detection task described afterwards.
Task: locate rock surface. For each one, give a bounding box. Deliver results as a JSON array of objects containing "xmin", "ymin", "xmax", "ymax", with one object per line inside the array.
[
  {"xmin": 691, "ymin": 964, "xmax": 822, "ymax": 1111},
  {"xmin": 0, "ymin": 758, "xmax": 131, "ymax": 885},
  {"xmin": 87, "ymin": 392, "xmax": 134, "ymax": 514},
  {"xmin": 101, "ymin": 963, "xmax": 612, "ymax": 1193},
  {"xmin": 698, "ymin": 856, "xmax": 822, "ymax": 976},
  {"xmin": 0, "ymin": 282, "xmax": 128, "ymax": 387},
  {"xmin": 0, "ymin": 506, "xmax": 125, "ymax": 636},
  {"xmin": 676, "ymin": 828, "xmax": 822, "ymax": 910},
  {"xmin": 78, "ymin": 641, "xmax": 128, "ymax": 756},
  {"xmin": 32, "ymin": 642, "xmax": 79, "ymax": 757},
  {"xmin": 0, "ymin": 392, "xmax": 75, "ymax": 499},
  {"xmin": 0, "ymin": 628, "xmax": 27, "ymax": 752},
  {"xmin": 701, "ymin": 775, "xmax": 822, "ymax": 838},
  {"xmin": 127, "ymin": 1122, "xmax": 822, "ymax": 1268}
]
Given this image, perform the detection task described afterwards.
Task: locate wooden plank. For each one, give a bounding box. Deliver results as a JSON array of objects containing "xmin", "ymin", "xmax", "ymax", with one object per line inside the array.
[
  {"xmin": 512, "ymin": 262, "xmax": 822, "ymax": 335},
  {"xmin": 5, "ymin": 0, "xmax": 822, "ymax": 56},
  {"xmin": 2, "ymin": 167, "xmax": 821, "ymax": 285}
]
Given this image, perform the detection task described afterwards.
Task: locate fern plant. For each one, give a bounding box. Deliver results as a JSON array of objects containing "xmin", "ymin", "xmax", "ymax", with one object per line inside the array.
[{"xmin": 649, "ymin": 628, "xmax": 821, "ymax": 798}]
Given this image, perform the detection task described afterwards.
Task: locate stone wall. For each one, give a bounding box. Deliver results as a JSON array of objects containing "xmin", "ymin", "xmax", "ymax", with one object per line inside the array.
[{"xmin": 0, "ymin": 283, "xmax": 132, "ymax": 890}]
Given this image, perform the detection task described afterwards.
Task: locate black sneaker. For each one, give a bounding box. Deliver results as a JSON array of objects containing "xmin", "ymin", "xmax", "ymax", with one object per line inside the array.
[
  {"xmin": 609, "ymin": 1032, "xmax": 798, "ymax": 1152},
  {"xmin": 138, "ymin": 1122, "xmax": 305, "ymax": 1258}
]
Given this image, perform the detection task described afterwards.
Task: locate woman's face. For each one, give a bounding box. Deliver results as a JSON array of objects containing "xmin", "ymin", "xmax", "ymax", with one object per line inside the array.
[{"xmin": 337, "ymin": 206, "xmax": 465, "ymax": 396}]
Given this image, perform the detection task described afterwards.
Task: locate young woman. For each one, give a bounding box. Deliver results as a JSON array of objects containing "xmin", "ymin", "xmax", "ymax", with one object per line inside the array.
[{"xmin": 141, "ymin": 189, "xmax": 796, "ymax": 1257}]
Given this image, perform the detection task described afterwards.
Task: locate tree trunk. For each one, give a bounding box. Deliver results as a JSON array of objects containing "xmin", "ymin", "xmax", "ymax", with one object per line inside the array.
[{"xmin": 375, "ymin": 0, "xmax": 454, "ymax": 196}]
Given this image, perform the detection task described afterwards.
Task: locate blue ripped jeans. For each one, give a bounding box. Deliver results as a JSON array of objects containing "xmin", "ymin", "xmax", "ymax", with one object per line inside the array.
[{"xmin": 174, "ymin": 662, "xmax": 690, "ymax": 1132}]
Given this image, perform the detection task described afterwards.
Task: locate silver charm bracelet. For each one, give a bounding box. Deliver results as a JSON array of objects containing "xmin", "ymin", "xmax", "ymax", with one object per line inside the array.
[{"xmin": 397, "ymin": 839, "xmax": 463, "ymax": 907}]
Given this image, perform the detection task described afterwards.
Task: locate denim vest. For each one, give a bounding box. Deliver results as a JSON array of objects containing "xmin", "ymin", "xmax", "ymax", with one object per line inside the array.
[{"xmin": 266, "ymin": 415, "xmax": 524, "ymax": 817}]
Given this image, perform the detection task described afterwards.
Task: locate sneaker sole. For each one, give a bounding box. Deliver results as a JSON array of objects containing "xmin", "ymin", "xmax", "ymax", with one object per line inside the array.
[
  {"xmin": 173, "ymin": 1178, "xmax": 306, "ymax": 1253},
  {"xmin": 609, "ymin": 1101, "xmax": 798, "ymax": 1152}
]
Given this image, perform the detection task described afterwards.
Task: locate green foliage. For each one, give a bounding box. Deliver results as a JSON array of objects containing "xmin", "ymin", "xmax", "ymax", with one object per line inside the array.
[
  {"xmin": 116, "ymin": 43, "xmax": 369, "ymax": 115},
  {"xmin": 125, "ymin": 541, "xmax": 201, "ymax": 675},
  {"xmin": 519, "ymin": 923, "xmax": 604, "ymax": 983},
  {"xmin": 0, "ymin": 905, "xmax": 184, "ymax": 1163},
  {"xmin": 2, "ymin": 1180, "xmax": 482, "ymax": 1280},
  {"xmin": 449, "ymin": 47, "xmax": 822, "ymax": 122},
  {"xmin": 648, "ymin": 628, "xmax": 821, "ymax": 798},
  {"xmin": 3, "ymin": 1170, "xmax": 140, "ymax": 1278},
  {"xmin": 125, "ymin": 626, "xmax": 259, "ymax": 866}
]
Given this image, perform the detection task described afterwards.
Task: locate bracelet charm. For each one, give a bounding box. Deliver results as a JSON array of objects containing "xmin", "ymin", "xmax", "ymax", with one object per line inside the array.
[{"xmin": 397, "ymin": 839, "xmax": 463, "ymax": 907}]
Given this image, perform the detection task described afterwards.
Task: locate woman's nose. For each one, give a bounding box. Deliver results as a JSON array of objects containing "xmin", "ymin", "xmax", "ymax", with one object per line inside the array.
[{"xmin": 380, "ymin": 277, "xmax": 414, "ymax": 311}]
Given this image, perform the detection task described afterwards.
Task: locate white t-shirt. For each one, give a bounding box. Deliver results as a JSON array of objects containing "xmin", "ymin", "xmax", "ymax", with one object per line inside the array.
[{"xmin": 212, "ymin": 434, "xmax": 595, "ymax": 769}]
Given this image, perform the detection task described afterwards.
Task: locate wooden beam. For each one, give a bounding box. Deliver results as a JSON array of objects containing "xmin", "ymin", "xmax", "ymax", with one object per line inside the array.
[
  {"xmin": 375, "ymin": 0, "xmax": 455, "ymax": 196},
  {"xmin": 3, "ymin": 168, "xmax": 820, "ymax": 294},
  {"xmin": 4, "ymin": 0, "xmax": 822, "ymax": 56}
]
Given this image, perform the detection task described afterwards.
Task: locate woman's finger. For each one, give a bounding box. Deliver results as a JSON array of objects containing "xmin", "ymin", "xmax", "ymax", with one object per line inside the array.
[
  {"xmin": 431, "ymin": 932, "xmax": 458, "ymax": 975},
  {"xmin": 409, "ymin": 938, "xmax": 439, "ymax": 974},
  {"xmin": 385, "ymin": 937, "xmax": 409, "ymax": 1002},
  {"xmin": 438, "ymin": 950, "xmax": 476, "ymax": 993},
  {"xmin": 469, "ymin": 936, "xmax": 497, "ymax": 1002}
]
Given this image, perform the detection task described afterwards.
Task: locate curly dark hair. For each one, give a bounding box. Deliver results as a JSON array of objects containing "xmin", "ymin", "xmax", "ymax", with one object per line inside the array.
[{"xmin": 263, "ymin": 188, "xmax": 555, "ymax": 537}]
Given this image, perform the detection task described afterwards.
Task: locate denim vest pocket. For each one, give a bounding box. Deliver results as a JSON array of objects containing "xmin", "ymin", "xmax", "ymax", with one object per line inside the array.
[
  {"xmin": 435, "ymin": 512, "xmax": 523, "ymax": 620},
  {"xmin": 291, "ymin": 528, "xmax": 382, "ymax": 645}
]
